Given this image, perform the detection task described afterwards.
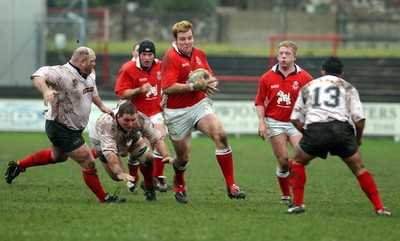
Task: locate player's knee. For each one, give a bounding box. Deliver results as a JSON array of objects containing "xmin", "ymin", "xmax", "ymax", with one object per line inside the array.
[
  {"xmin": 173, "ymin": 158, "xmax": 188, "ymax": 170},
  {"xmin": 51, "ymin": 155, "xmax": 68, "ymax": 164},
  {"xmin": 212, "ymin": 132, "xmax": 229, "ymax": 148},
  {"xmin": 129, "ymin": 143, "xmax": 150, "ymax": 166},
  {"xmin": 87, "ymin": 161, "xmax": 96, "ymax": 170},
  {"xmin": 176, "ymin": 152, "xmax": 190, "ymax": 162}
]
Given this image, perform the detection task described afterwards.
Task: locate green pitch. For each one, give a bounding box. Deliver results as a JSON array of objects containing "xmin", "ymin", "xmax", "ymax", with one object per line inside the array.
[{"xmin": 0, "ymin": 132, "xmax": 398, "ymax": 241}]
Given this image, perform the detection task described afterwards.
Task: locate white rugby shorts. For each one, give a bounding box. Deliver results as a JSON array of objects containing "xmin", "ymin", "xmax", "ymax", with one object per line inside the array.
[
  {"xmin": 163, "ymin": 98, "xmax": 214, "ymax": 141},
  {"xmin": 149, "ymin": 112, "xmax": 164, "ymax": 125},
  {"xmin": 265, "ymin": 117, "xmax": 301, "ymax": 139}
]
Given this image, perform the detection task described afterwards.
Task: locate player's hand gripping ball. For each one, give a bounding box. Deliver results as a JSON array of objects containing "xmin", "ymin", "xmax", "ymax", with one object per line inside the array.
[
  {"xmin": 187, "ymin": 68, "xmax": 218, "ymax": 93},
  {"xmin": 186, "ymin": 68, "xmax": 211, "ymax": 84}
]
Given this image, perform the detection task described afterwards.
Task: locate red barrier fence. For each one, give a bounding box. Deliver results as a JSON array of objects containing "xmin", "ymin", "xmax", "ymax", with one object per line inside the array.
[{"xmin": 216, "ymin": 75, "xmax": 259, "ymax": 82}]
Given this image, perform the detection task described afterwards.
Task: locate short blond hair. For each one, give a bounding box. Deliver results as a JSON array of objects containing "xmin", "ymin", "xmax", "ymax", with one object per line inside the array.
[
  {"xmin": 172, "ymin": 20, "xmax": 193, "ymax": 39},
  {"xmin": 278, "ymin": 41, "xmax": 298, "ymax": 55}
]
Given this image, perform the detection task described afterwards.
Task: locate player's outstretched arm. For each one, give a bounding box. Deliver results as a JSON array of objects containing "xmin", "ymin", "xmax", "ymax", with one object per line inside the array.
[{"xmin": 92, "ymin": 96, "xmax": 114, "ymax": 116}]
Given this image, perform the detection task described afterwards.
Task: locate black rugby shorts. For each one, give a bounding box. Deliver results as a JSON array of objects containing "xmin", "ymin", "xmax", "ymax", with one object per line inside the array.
[
  {"xmin": 299, "ymin": 120, "xmax": 359, "ymax": 159},
  {"xmin": 45, "ymin": 120, "xmax": 85, "ymax": 153}
]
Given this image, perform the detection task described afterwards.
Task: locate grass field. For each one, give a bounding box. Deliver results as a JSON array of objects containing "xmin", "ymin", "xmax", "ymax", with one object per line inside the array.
[{"xmin": 0, "ymin": 132, "xmax": 398, "ymax": 241}]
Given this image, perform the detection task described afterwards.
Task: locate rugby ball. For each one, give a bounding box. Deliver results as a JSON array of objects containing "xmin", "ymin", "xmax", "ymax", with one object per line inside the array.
[{"xmin": 186, "ymin": 68, "xmax": 211, "ymax": 84}]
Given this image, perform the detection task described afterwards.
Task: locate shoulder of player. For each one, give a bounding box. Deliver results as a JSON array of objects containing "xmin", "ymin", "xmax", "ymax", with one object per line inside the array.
[
  {"xmin": 93, "ymin": 113, "xmax": 117, "ymax": 133},
  {"xmin": 191, "ymin": 48, "xmax": 207, "ymax": 60},
  {"xmin": 339, "ymin": 78, "xmax": 357, "ymax": 91},
  {"xmin": 98, "ymin": 112, "xmax": 115, "ymax": 123},
  {"xmin": 136, "ymin": 111, "xmax": 149, "ymax": 121},
  {"xmin": 294, "ymin": 70, "xmax": 313, "ymax": 84},
  {"xmin": 164, "ymin": 47, "xmax": 178, "ymax": 57},
  {"xmin": 136, "ymin": 112, "xmax": 156, "ymax": 131},
  {"xmin": 260, "ymin": 70, "xmax": 281, "ymax": 84},
  {"xmin": 119, "ymin": 61, "xmax": 143, "ymax": 75},
  {"xmin": 121, "ymin": 60, "xmax": 136, "ymax": 69},
  {"xmin": 160, "ymin": 49, "xmax": 179, "ymax": 63},
  {"xmin": 152, "ymin": 60, "xmax": 162, "ymax": 70}
]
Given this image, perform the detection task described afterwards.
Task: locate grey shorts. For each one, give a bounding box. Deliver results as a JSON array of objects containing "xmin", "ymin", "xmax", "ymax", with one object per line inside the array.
[{"xmin": 163, "ymin": 98, "xmax": 214, "ymax": 141}]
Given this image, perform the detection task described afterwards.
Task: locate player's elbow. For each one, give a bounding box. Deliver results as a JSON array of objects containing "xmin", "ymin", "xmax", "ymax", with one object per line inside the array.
[{"xmin": 162, "ymin": 86, "xmax": 173, "ymax": 95}]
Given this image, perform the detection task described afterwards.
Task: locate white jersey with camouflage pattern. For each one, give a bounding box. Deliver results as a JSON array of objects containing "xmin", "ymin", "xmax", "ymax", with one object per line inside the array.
[
  {"xmin": 291, "ymin": 75, "xmax": 365, "ymax": 129},
  {"xmin": 89, "ymin": 111, "xmax": 162, "ymax": 158},
  {"xmin": 31, "ymin": 63, "xmax": 98, "ymax": 130}
]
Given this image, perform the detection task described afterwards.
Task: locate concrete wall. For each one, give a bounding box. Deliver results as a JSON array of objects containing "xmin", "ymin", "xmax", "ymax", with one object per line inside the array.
[
  {"xmin": 223, "ymin": 11, "xmax": 336, "ymax": 45},
  {"xmin": 0, "ymin": 0, "xmax": 46, "ymax": 87}
]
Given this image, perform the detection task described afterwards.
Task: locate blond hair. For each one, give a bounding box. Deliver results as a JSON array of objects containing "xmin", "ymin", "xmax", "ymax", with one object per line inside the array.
[
  {"xmin": 172, "ymin": 20, "xmax": 193, "ymax": 39},
  {"xmin": 278, "ymin": 41, "xmax": 298, "ymax": 56}
]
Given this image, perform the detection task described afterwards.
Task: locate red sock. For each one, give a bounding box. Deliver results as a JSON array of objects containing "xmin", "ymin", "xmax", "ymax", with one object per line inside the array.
[
  {"xmin": 82, "ymin": 169, "xmax": 107, "ymax": 203},
  {"xmin": 288, "ymin": 159, "xmax": 293, "ymax": 187},
  {"xmin": 277, "ymin": 173, "xmax": 291, "ymax": 197},
  {"xmin": 290, "ymin": 163, "xmax": 306, "ymax": 206},
  {"xmin": 139, "ymin": 164, "xmax": 154, "ymax": 188},
  {"xmin": 153, "ymin": 153, "xmax": 165, "ymax": 177},
  {"xmin": 173, "ymin": 160, "xmax": 187, "ymax": 189},
  {"xmin": 288, "ymin": 159, "xmax": 293, "ymax": 169},
  {"xmin": 91, "ymin": 149, "xmax": 99, "ymax": 158},
  {"xmin": 18, "ymin": 150, "xmax": 53, "ymax": 171},
  {"xmin": 128, "ymin": 161, "xmax": 140, "ymax": 184},
  {"xmin": 216, "ymin": 148, "xmax": 235, "ymax": 188},
  {"xmin": 357, "ymin": 171, "xmax": 384, "ymax": 211}
]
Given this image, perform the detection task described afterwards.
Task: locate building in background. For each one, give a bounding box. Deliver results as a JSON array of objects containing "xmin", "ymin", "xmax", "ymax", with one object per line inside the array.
[{"xmin": 0, "ymin": 0, "xmax": 46, "ymax": 87}]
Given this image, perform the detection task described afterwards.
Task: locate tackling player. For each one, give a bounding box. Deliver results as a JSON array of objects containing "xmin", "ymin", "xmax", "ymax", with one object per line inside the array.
[
  {"xmin": 115, "ymin": 40, "xmax": 172, "ymax": 194},
  {"xmin": 89, "ymin": 101, "xmax": 173, "ymax": 202}
]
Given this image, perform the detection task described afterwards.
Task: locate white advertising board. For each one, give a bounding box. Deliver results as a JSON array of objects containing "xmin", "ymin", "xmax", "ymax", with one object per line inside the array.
[{"xmin": 0, "ymin": 99, "xmax": 399, "ymax": 140}]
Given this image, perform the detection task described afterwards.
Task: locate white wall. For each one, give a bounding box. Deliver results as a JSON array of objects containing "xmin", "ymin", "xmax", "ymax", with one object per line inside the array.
[
  {"xmin": 0, "ymin": 0, "xmax": 46, "ymax": 87},
  {"xmin": 1, "ymin": 99, "xmax": 399, "ymax": 141}
]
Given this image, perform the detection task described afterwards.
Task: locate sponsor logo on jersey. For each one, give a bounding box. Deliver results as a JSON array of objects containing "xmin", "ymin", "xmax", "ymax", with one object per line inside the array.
[
  {"xmin": 277, "ymin": 90, "xmax": 291, "ymax": 106},
  {"xmin": 83, "ymin": 87, "xmax": 94, "ymax": 94},
  {"xmin": 146, "ymin": 85, "xmax": 158, "ymax": 98}
]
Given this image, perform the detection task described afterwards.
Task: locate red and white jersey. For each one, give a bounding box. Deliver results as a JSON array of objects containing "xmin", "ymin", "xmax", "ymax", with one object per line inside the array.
[
  {"xmin": 254, "ymin": 64, "xmax": 313, "ymax": 122},
  {"xmin": 291, "ymin": 75, "xmax": 365, "ymax": 129},
  {"xmin": 161, "ymin": 43, "xmax": 214, "ymax": 109},
  {"xmin": 114, "ymin": 59, "xmax": 162, "ymax": 117},
  {"xmin": 31, "ymin": 63, "xmax": 98, "ymax": 131},
  {"xmin": 89, "ymin": 110, "xmax": 162, "ymax": 157}
]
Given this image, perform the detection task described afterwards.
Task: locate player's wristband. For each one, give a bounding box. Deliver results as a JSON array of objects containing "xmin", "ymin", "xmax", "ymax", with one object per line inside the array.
[{"xmin": 115, "ymin": 170, "xmax": 123, "ymax": 176}]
